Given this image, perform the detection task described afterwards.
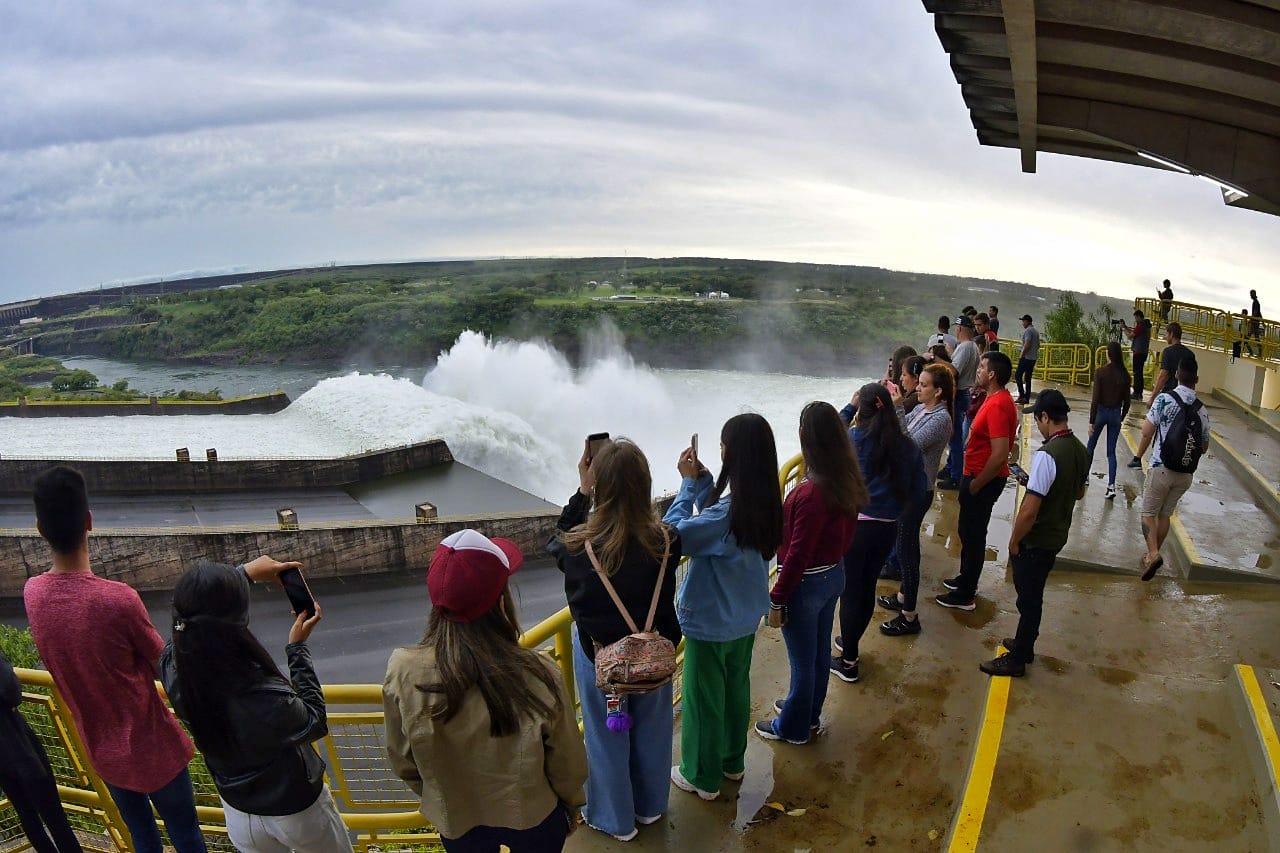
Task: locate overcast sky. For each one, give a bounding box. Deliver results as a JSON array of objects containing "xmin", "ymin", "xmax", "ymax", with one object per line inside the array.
[{"xmin": 1, "ymin": 1, "xmax": 1275, "ymax": 308}]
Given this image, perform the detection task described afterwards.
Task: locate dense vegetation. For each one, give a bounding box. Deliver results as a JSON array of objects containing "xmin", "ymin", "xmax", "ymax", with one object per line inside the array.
[
  {"xmin": 21, "ymin": 258, "xmax": 1131, "ymax": 374},
  {"xmin": 0, "ymin": 349, "xmax": 222, "ymax": 403}
]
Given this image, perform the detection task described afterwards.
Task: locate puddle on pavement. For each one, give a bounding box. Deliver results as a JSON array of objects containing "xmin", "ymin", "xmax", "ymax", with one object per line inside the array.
[
  {"xmin": 1040, "ymin": 656, "xmax": 1071, "ymax": 675},
  {"xmin": 733, "ymin": 743, "xmax": 776, "ymax": 832},
  {"xmin": 1095, "ymin": 665, "xmax": 1138, "ymax": 686}
]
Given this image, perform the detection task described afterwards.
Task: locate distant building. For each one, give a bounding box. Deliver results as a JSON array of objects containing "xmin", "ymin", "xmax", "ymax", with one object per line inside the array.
[{"xmin": 18, "ymin": 316, "xmax": 43, "ymax": 326}]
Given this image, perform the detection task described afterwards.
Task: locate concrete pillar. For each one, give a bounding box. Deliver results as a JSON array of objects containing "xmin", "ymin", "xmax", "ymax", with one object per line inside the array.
[
  {"xmin": 277, "ymin": 508, "xmax": 298, "ymax": 530},
  {"xmin": 175, "ymin": 448, "xmax": 190, "ymax": 462},
  {"xmin": 206, "ymin": 448, "xmax": 218, "ymax": 462},
  {"xmin": 415, "ymin": 502, "xmax": 438, "ymax": 523}
]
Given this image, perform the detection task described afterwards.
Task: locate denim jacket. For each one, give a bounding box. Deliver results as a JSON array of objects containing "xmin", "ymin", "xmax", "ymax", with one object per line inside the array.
[{"xmin": 662, "ymin": 473, "xmax": 770, "ymax": 642}]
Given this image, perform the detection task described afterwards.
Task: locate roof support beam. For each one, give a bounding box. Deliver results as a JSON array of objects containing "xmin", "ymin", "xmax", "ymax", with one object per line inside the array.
[{"xmin": 1004, "ymin": 0, "xmax": 1039, "ymax": 172}]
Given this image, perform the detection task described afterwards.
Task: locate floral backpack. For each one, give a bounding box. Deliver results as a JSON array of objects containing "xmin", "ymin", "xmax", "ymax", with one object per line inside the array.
[{"xmin": 586, "ymin": 527, "xmax": 676, "ymax": 697}]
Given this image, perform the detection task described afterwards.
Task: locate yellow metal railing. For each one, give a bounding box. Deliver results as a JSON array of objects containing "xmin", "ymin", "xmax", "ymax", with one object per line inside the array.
[
  {"xmin": 2, "ymin": 462, "xmax": 814, "ymax": 852},
  {"xmin": 996, "ymin": 339, "xmax": 1095, "ymax": 386},
  {"xmin": 1134, "ymin": 296, "xmax": 1280, "ymax": 364}
]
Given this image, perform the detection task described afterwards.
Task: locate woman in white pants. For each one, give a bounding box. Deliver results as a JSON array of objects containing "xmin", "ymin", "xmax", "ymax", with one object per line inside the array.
[{"xmin": 159, "ymin": 559, "xmax": 354, "ymax": 853}]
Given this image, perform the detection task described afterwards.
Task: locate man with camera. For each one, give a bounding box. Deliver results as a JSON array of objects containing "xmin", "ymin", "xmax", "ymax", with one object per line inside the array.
[{"xmin": 1118, "ymin": 310, "xmax": 1152, "ymax": 400}]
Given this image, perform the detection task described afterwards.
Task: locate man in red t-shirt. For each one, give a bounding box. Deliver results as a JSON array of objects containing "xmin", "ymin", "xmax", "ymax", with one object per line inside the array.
[
  {"xmin": 24, "ymin": 467, "xmax": 211, "ymax": 853},
  {"xmin": 936, "ymin": 351, "xmax": 1019, "ymax": 610}
]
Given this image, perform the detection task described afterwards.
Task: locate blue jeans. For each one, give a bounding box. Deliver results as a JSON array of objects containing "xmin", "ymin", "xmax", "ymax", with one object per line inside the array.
[
  {"xmin": 775, "ymin": 563, "xmax": 845, "ymax": 742},
  {"xmin": 572, "ymin": 632, "xmax": 673, "ymax": 837},
  {"xmin": 1086, "ymin": 404, "xmax": 1123, "ymax": 485},
  {"xmin": 105, "ymin": 768, "xmax": 207, "ymax": 853},
  {"xmin": 947, "ymin": 389, "xmax": 972, "ymax": 480},
  {"xmin": 442, "ymin": 805, "xmax": 569, "ymax": 852},
  {"xmin": 1015, "ymin": 358, "xmax": 1036, "ymax": 400}
]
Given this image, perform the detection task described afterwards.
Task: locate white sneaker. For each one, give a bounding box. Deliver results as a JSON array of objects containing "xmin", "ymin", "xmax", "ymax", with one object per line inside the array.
[
  {"xmin": 723, "ymin": 770, "xmax": 745, "ymax": 781},
  {"xmin": 1105, "ymin": 484, "xmax": 1116, "ymax": 500},
  {"xmin": 670, "ymin": 765, "xmax": 718, "ymax": 800},
  {"xmin": 636, "ymin": 814, "xmax": 663, "ymax": 825}
]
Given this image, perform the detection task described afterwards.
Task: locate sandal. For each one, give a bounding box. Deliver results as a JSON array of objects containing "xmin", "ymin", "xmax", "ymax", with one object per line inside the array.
[{"xmin": 1140, "ymin": 553, "xmax": 1164, "ymax": 582}]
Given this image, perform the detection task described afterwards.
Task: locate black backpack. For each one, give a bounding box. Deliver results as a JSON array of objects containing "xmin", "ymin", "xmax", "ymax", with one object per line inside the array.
[{"xmin": 1158, "ymin": 393, "xmax": 1206, "ymax": 474}]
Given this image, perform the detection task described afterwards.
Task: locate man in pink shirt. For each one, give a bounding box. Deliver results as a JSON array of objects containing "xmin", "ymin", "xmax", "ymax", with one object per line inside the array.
[{"xmin": 24, "ymin": 467, "xmax": 207, "ymax": 852}]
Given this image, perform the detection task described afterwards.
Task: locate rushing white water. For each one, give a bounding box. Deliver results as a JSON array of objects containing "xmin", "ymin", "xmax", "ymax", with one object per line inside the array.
[{"xmin": 2, "ymin": 334, "xmax": 867, "ymax": 499}]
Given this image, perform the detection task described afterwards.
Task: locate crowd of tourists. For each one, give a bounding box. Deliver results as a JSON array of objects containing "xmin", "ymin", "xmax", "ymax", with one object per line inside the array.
[{"xmin": 2, "ymin": 298, "xmax": 1215, "ymax": 852}]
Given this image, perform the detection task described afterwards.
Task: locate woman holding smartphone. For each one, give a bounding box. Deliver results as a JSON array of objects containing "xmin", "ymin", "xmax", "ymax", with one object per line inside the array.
[
  {"xmin": 384, "ymin": 530, "xmax": 587, "ymax": 852},
  {"xmin": 832, "ymin": 384, "xmax": 927, "ymax": 682},
  {"xmin": 663, "ymin": 413, "xmax": 783, "ymax": 800},
  {"xmin": 756, "ymin": 402, "xmax": 866, "ymax": 744},
  {"xmin": 159, "ymin": 559, "xmax": 354, "ymax": 853},
  {"xmin": 547, "ymin": 438, "xmax": 682, "ymax": 842},
  {"xmin": 880, "ymin": 363, "xmax": 955, "ymax": 635}
]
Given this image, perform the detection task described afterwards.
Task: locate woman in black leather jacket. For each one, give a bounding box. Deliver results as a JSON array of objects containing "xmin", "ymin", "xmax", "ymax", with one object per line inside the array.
[{"xmin": 158, "ymin": 560, "xmax": 353, "ymax": 853}]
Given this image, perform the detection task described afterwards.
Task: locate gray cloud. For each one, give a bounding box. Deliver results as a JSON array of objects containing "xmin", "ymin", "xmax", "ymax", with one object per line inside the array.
[{"xmin": 1, "ymin": 1, "xmax": 1277, "ymax": 306}]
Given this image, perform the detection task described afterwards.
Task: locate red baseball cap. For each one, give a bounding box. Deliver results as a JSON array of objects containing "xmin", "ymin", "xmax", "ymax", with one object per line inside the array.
[{"xmin": 427, "ymin": 529, "xmax": 524, "ymax": 622}]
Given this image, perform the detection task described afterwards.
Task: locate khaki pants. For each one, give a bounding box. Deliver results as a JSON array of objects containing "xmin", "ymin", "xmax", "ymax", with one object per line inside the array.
[{"xmin": 1140, "ymin": 466, "xmax": 1192, "ymax": 518}]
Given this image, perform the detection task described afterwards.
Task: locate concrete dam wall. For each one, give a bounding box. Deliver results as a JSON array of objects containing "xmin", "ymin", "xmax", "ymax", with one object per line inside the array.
[{"xmin": 0, "ymin": 391, "xmax": 290, "ymax": 419}]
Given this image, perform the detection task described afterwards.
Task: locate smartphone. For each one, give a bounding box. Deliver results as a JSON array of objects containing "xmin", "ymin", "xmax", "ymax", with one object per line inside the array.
[
  {"xmin": 587, "ymin": 432, "xmax": 610, "ymax": 464},
  {"xmin": 1008, "ymin": 462, "xmax": 1030, "ymax": 487},
  {"xmin": 279, "ymin": 567, "xmax": 316, "ymax": 619},
  {"xmin": 691, "ymin": 433, "xmax": 698, "ymax": 457}
]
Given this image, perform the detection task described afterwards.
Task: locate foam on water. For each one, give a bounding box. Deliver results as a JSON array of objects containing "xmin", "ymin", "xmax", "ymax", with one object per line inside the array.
[{"xmin": 1, "ymin": 333, "xmax": 863, "ymax": 499}]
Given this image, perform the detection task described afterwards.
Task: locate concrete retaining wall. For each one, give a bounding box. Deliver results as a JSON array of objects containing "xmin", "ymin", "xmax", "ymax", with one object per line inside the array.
[
  {"xmin": 0, "ymin": 510, "xmax": 559, "ymax": 597},
  {"xmin": 0, "ymin": 440, "xmax": 454, "ymax": 495},
  {"xmin": 0, "ymin": 391, "xmax": 289, "ymax": 419}
]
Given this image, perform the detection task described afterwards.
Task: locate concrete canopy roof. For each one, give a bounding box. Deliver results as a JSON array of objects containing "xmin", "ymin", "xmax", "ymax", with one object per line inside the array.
[{"xmin": 923, "ymin": 0, "xmax": 1280, "ymax": 216}]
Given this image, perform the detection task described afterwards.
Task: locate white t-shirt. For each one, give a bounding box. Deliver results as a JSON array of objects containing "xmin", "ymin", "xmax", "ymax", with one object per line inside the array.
[{"xmin": 1146, "ymin": 386, "xmax": 1210, "ymax": 467}]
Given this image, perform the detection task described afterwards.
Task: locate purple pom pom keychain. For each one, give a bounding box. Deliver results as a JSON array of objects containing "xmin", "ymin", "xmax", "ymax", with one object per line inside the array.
[{"xmin": 606, "ymin": 694, "xmax": 633, "ymax": 732}]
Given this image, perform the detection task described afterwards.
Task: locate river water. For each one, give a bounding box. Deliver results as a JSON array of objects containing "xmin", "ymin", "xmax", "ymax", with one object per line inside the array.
[{"xmin": 4, "ymin": 331, "xmax": 870, "ymax": 500}]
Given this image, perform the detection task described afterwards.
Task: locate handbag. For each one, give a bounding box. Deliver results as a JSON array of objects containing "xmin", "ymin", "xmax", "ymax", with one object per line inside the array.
[{"xmin": 587, "ymin": 527, "xmax": 676, "ymax": 696}]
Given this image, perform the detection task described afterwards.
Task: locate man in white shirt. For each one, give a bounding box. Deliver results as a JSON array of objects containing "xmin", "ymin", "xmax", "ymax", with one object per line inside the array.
[
  {"xmin": 1132, "ymin": 355, "xmax": 1209, "ymax": 581},
  {"xmin": 925, "ymin": 315, "xmax": 957, "ymax": 355}
]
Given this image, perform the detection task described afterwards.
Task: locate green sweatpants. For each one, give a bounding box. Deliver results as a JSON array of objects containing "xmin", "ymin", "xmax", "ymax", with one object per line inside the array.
[{"xmin": 679, "ymin": 634, "xmax": 756, "ymax": 793}]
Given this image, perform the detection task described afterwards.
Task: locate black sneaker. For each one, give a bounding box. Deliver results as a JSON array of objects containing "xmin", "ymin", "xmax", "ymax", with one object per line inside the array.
[
  {"xmin": 1126, "ymin": 457, "xmax": 1143, "ymax": 469},
  {"xmin": 880, "ymin": 614, "xmax": 921, "ymax": 636},
  {"xmin": 877, "ymin": 594, "xmax": 904, "ymax": 611},
  {"xmin": 829, "ymin": 656, "xmax": 859, "ymax": 683},
  {"xmin": 753, "ymin": 719, "xmax": 809, "ymax": 745},
  {"xmin": 942, "ymin": 575, "xmax": 962, "ymax": 591},
  {"xmin": 938, "ymin": 478, "xmax": 961, "ymax": 491},
  {"xmin": 833, "ymin": 635, "xmax": 844, "ymax": 654},
  {"xmin": 878, "ymin": 562, "xmax": 901, "ymax": 580},
  {"xmin": 935, "ymin": 590, "xmax": 976, "ymax": 611},
  {"xmin": 772, "ymin": 699, "xmax": 821, "ymax": 733},
  {"xmin": 980, "ymin": 653, "xmax": 1026, "ymax": 677},
  {"xmin": 1000, "ymin": 637, "xmax": 1034, "ymax": 663},
  {"xmin": 937, "ymin": 467, "xmax": 949, "ymax": 481}
]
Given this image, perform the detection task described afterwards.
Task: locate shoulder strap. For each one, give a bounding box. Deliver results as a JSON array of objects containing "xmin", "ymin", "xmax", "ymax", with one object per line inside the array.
[{"xmin": 585, "ymin": 526, "xmax": 671, "ymax": 634}]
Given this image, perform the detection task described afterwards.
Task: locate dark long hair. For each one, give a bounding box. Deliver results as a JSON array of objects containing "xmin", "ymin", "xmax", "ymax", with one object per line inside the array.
[
  {"xmin": 854, "ymin": 383, "xmax": 912, "ymax": 504},
  {"xmin": 888, "ymin": 346, "xmax": 917, "ymax": 384},
  {"xmin": 171, "ymin": 561, "xmax": 287, "ymax": 756},
  {"xmin": 416, "ymin": 587, "xmax": 562, "ymax": 737},
  {"xmin": 1106, "ymin": 341, "xmax": 1131, "ymax": 389},
  {"xmin": 799, "ymin": 402, "xmax": 868, "ymax": 517},
  {"xmin": 708, "ymin": 413, "xmax": 783, "ymax": 559}
]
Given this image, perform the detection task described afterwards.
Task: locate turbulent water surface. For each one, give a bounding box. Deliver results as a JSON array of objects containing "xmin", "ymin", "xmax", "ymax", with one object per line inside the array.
[{"xmin": 7, "ymin": 334, "xmax": 870, "ymax": 500}]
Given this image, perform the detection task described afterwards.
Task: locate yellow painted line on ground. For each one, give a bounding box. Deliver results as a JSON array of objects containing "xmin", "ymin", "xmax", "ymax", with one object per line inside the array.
[
  {"xmin": 1120, "ymin": 424, "xmax": 1202, "ymax": 567},
  {"xmin": 947, "ymin": 645, "xmax": 1012, "ymax": 853},
  {"xmin": 1235, "ymin": 664, "xmax": 1280, "ymax": 796}
]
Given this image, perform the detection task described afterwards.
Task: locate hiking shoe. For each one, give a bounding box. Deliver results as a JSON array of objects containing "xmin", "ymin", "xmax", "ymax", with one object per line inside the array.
[
  {"xmin": 1127, "ymin": 457, "xmax": 1143, "ymax": 469},
  {"xmin": 753, "ymin": 719, "xmax": 809, "ymax": 745},
  {"xmin": 670, "ymin": 766, "xmax": 718, "ymax": 801},
  {"xmin": 1105, "ymin": 484, "xmax": 1117, "ymax": 500},
  {"xmin": 877, "ymin": 594, "xmax": 904, "ymax": 611},
  {"xmin": 1000, "ymin": 637, "xmax": 1034, "ymax": 663},
  {"xmin": 935, "ymin": 590, "xmax": 976, "ymax": 611},
  {"xmin": 880, "ymin": 614, "xmax": 921, "ymax": 636},
  {"xmin": 1140, "ymin": 552, "xmax": 1164, "ymax": 582},
  {"xmin": 829, "ymin": 656, "xmax": 859, "ymax": 683},
  {"xmin": 980, "ymin": 653, "xmax": 1026, "ymax": 677},
  {"xmin": 942, "ymin": 575, "xmax": 962, "ymax": 591},
  {"xmin": 772, "ymin": 699, "xmax": 821, "ymax": 733}
]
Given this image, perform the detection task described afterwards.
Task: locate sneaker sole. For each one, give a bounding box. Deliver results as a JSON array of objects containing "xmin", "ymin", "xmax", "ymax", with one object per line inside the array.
[
  {"xmin": 935, "ymin": 596, "xmax": 976, "ymax": 611},
  {"xmin": 942, "ymin": 578, "xmax": 960, "ymax": 591}
]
